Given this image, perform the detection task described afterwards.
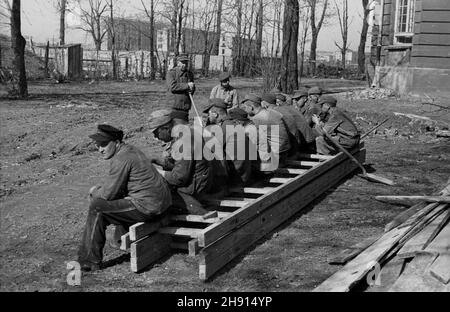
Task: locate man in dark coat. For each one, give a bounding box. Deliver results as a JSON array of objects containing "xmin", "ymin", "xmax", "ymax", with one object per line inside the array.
[
  {"xmin": 312, "ymin": 95, "xmax": 360, "ymax": 155},
  {"xmin": 78, "ymin": 125, "xmax": 172, "ymax": 272},
  {"xmin": 167, "ymin": 54, "xmax": 195, "ymax": 119}
]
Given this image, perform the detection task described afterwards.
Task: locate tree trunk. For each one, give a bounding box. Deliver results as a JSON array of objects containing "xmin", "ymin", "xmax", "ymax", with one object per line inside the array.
[
  {"xmin": 59, "ymin": 0, "xmax": 67, "ymax": 45},
  {"xmin": 214, "ymin": 0, "xmax": 223, "ymax": 56},
  {"xmin": 281, "ymin": 0, "xmax": 299, "ymax": 94},
  {"xmin": 309, "ymin": 32, "xmax": 317, "ymax": 76},
  {"xmin": 149, "ymin": 0, "xmax": 156, "ymax": 80},
  {"xmin": 109, "ymin": 0, "xmax": 117, "ymax": 79},
  {"xmin": 44, "ymin": 41, "xmax": 50, "ymax": 77},
  {"xmin": 233, "ymin": 0, "xmax": 242, "ymax": 75},
  {"xmin": 176, "ymin": 0, "xmax": 184, "ymax": 55},
  {"xmin": 10, "ymin": 0, "xmax": 28, "ymax": 97},
  {"xmin": 255, "ymin": 0, "xmax": 263, "ymax": 71},
  {"xmin": 358, "ymin": 0, "xmax": 370, "ymax": 74},
  {"xmin": 309, "ymin": 0, "xmax": 328, "ymax": 76}
]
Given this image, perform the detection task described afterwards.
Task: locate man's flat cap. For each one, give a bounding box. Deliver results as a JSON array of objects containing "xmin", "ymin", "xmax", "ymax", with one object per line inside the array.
[
  {"xmin": 148, "ymin": 109, "xmax": 173, "ymax": 131},
  {"xmin": 229, "ymin": 108, "xmax": 249, "ymax": 121},
  {"xmin": 261, "ymin": 93, "xmax": 277, "ymax": 105},
  {"xmin": 308, "ymin": 86, "xmax": 322, "ymax": 95},
  {"xmin": 177, "ymin": 53, "xmax": 189, "ymax": 62},
  {"xmin": 318, "ymin": 95, "xmax": 337, "ymax": 107},
  {"xmin": 89, "ymin": 124, "xmax": 124, "ymax": 144},
  {"xmin": 241, "ymin": 94, "xmax": 262, "ymax": 105},
  {"xmin": 219, "ymin": 72, "xmax": 231, "ymax": 82},
  {"xmin": 292, "ymin": 90, "xmax": 308, "ymax": 99},
  {"xmin": 276, "ymin": 94, "xmax": 286, "ymax": 102},
  {"xmin": 203, "ymin": 98, "xmax": 228, "ymax": 113}
]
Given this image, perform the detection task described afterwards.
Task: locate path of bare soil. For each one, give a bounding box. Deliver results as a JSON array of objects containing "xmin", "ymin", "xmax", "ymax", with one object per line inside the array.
[{"xmin": 0, "ymin": 79, "xmax": 449, "ymax": 292}]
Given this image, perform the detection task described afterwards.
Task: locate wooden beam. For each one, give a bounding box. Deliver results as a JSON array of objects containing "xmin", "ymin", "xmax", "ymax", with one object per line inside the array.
[
  {"xmin": 188, "ymin": 239, "xmax": 201, "ymax": 257},
  {"xmin": 120, "ymin": 233, "xmax": 131, "ymax": 251},
  {"xmin": 130, "ymin": 233, "xmax": 171, "ymax": 273},
  {"xmin": 430, "ymin": 254, "xmax": 450, "ymax": 284},
  {"xmin": 276, "ymin": 168, "xmax": 308, "ymax": 175},
  {"xmin": 170, "ymin": 214, "xmax": 218, "ymax": 224},
  {"xmin": 199, "ymin": 150, "xmax": 366, "ymax": 280},
  {"xmin": 229, "ymin": 187, "xmax": 275, "ymax": 195},
  {"xmin": 129, "ymin": 217, "xmax": 169, "ymax": 241},
  {"xmin": 423, "ymin": 218, "xmax": 450, "ymax": 255},
  {"xmin": 269, "ymin": 177, "xmax": 293, "ymax": 184},
  {"xmin": 204, "ymin": 199, "xmax": 251, "ymax": 208},
  {"xmin": 297, "ymin": 153, "xmax": 333, "ymax": 160},
  {"xmin": 327, "ymin": 235, "xmax": 379, "ymax": 265},
  {"xmin": 159, "ymin": 227, "xmax": 203, "ymax": 238},
  {"xmin": 375, "ymin": 195, "xmax": 450, "ymax": 204},
  {"xmin": 197, "ymin": 147, "xmax": 365, "ymax": 248},
  {"xmin": 397, "ymin": 209, "xmax": 449, "ymax": 259},
  {"xmin": 286, "ymin": 160, "xmax": 320, "ymax": 167}
]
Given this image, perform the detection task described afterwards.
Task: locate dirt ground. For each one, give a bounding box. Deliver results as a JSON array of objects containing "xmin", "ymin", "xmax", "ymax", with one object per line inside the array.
[{"xmin": 0, "ymin": 78, "xmax": 449, "ymax": 292}]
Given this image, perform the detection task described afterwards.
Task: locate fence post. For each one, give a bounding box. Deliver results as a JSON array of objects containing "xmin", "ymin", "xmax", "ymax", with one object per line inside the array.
[
  {"xmin": 140, "ymin": 51, "xmax": 144, "ymax": 79},
  {"xmin": 125, "ymin": 57, "xmax": 129, "ymax": 77},
  {"xmin": 44, "ymin": 41, "xmax": 50, "ymax": 78}
]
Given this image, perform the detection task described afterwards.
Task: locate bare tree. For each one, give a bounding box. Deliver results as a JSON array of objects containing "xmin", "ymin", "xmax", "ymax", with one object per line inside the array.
[
  {"xmin": 299, "ymin": 1, "xmax": 310, "ymax": 78},
  {"xmin": 106, "ymin": 0, "xmax": 117, "ymax": 79},
  {"xmin": 141, "ymin": 0, "xmax": 156, "ymax": 80},
  {"xmin": 10, "ymin": 0, "xmax": 28, "ymax": 97},
  {"xmin": 58, "ymin": 0, "xmax": 67, "ymax": 45},
  {"xmin": 357, "ymin": 0, "xmax": 371, "ymax": 74},
  {"xmin": 232, "ymin": 0, "xmax": 243, "ymax": 75},
  {"xmin": 198, "ymin": 0, "xmax": 216, "ymax": 76},
  {"xmin": 77, "ymin": 0, "xmax": 108, "ymax": 51},
  {"xmin": 307, "ymin": 0, "xmax": 328, "ymax": 76},
  {"xmin": 334, "ymin": 0, "xmax": 349, "ymax": 71},
  {"xmin": 255, "ymin": 0, "xmax": 263, "ymax": 59},
  {"xmin": 213, "ymin": 0, "xmax": 223, "ymax": 55},
  {"xmin": 281, "ymin": 0, "xmax": 299, "ymax": 93}
]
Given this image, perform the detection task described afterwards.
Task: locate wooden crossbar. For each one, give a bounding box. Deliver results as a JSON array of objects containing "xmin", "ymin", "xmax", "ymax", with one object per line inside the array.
[
  {"xmin": 286, "ymin": 160, "xmax": 321, "ymax": 167},
  {"xmin": 269, "ymin": 177, "xmax": 293, "ymax": 184},
  {"xmin": 276, "ymin": 168, "xmax": 308, "ymax": 175},
  {"xmin": 159, "ymin": 227, "xmax": 203, "ymax": 238},
  {"xmin": 229, "ymin": 187, "xmax": 275, "ymax": 195}
]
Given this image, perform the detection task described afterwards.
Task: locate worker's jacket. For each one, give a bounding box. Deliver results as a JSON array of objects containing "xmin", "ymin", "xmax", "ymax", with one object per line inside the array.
[
  {"xmin": 164, "ymin": 127, "xmax": 213, "ymax": 196},
  {"xmin": 273, "ymin": 105, "xmax": 318, "ymax": 146},
  {"xmin": 167, "ymin": 66, "xmax": 195, "ymax": 111},
  {"xmin": 322, "ymin": 108, "xmax": 360, "ymax": 147},
  {"xmin": 210, "ymin": 84, "xmax": 239, "ymax": 109},
  {"xmin": 92, "ymin": 144, "xmax": 172, "ymax": 216}
]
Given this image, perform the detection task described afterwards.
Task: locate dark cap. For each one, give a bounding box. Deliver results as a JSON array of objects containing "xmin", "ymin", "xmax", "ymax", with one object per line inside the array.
[
  {"xmin": 170, "ymin": 110, "xmax": 189, "ymax": 121},
  {"xmin": 203, "ymin": 98, "xmax": 228, "ymax": 113},
  {"xmin": 89, "ymin": 124, "xmax": 124, "ymax": 145},
  {"xmin": 308, "ymin": 86, "xmax": 322, "ymax": 95},
  {"xmin": 219, "ymin": 72, "xmax": 231, "ymax": 82},
  {"xmin": 241, "ymin": 94, "xmax": 262, "ymax": 105},
  {"xmin": 261, "ymin": 93, "xmax": 277, "ymax": 105},
  {"xmin": 177, "ymin": 53, "xmax": 189, "ymax": 62},
  {"xmin": 148, "ymin": 109, "xmax": 172, "ymax": 131},
  {"xmin": 229, "ymin": 108, "xmax": 249, "ymax": 121},
  {"xmin": 276, "ymin": 94, "xmax": 286, "ymax": 102},
  {"xmin": 292, "ymin": 90, "xmax": 308, "ymax": 99},
  {"xmin": 318, "ymin": 95, "xmax": 337, "ymax": 107}
]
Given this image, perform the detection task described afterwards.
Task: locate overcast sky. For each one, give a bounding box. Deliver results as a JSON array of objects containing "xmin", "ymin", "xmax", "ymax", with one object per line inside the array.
[{"xmin": 1, "ymin": 0, "xmax": 366, "ymax": 52}]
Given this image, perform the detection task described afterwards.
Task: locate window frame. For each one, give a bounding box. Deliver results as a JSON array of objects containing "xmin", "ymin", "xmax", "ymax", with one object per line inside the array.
[{"xmin": 394, "ymin": 0, "xmax": 416, "ymax": 45}]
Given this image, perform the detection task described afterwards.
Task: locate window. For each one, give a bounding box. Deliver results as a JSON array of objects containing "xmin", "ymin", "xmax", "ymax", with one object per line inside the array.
[{"xmin": 394, "ymin": 0, "xmax": 415, "ymax": 44}]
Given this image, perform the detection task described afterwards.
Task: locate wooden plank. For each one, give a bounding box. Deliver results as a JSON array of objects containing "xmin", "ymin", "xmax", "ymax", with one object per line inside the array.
[
  {"xmin": 286, "ymin": 160, "xmax": 320, "ymax": 167},
  {"xmin": 188, "ymin": 239, "xmax": 201, "ymax": 257},
  {"xmin": 276, "ymin": 168, "xmax": 308, "ymax": 175},
  {"xmin": 199, "ymin": 150, "xmax": 366, "ymax": 280},
  {"xmin": 120, "ymin": 233, "xmax": 131, "ymax": 251},
  {"xmin": 159, "ymin": 227, "xmax": 203, "ymax": 238},
  {"xmin": 314, "ymin": 226, "xmax": 411, "ymax": 292},
  {"xmin": 198, "ymin": 147, "xmax": 365, "ymax": 248},
  {"xmin": 397, "ymin": 209, "xmax": 448, "ymax": 259},
  {"xmin": 229, "ymin": 187, "xmax": 275, "ymax": 195},
  {"xmin": 327, "ymin": 235, "xmax": 379, "ymax": 265},
  {"xmin": 129, "ymin": 217, "xmax": 169, "ymax": 241},
  {"xmin": 130, "ymin": 233, "xmax": 171, "ymax": 272},
  {"xmin": 269, "ymin": 177, "xmax": 293, "ymax": 184},
  {"xmin": 422, "ymin": 0, "xmax": 450, "ymax": 10},
  {"xmin": 388, "ymin": 254, "xmax": 447, "ymax": 292},
  {"xmin": 204, "ymin": 199, "xmax": 251, "ymax": 208},
  {"xmin": 170, "ymin": 214, "xmax": 218, "ymax": 224},
  {"xmin": 411, "ymin": 56, "xmax": 450, "ymax": 69},
  {"xmin": 414, "ymin": 22, "xmax": 450, "ymax": 34},
  {"xmin": 297, "ymin": 153, "xmax": 333, "ymax": 160},
  {"xmin": 412, "ymin": 46, "xmax": 450, "ymax": 58},
  {"xmin": 375, "ymin": 195, "xmax": 450, "ymax": 204},
  {"xmin": 398, "ymin": 203, "xmax": 440, "ymax": 229},
  {"xmin": 384, "ymin": 202, "xmax": 428, "ymax": 232},
  {"xmin": 422, "ymin": 209, "xmax": 450, "ymax": 249},
  {"xmin": 429, "ymin": 254, "xmax": 450, "ymax": 284},
  {"xmin": 423, "ymin": 219, "xmax": 450, "ymax": 255}
]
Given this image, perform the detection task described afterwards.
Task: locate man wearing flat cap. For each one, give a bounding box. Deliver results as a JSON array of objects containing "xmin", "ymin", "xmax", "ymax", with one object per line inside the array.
[
  {"xmin": 210, "ymin": 72, "xmax": 239, "ymax": 109},
  {"xmin": 303, "ymin": 86, "xmax": 323, "ymax": 127},
  {"xmin": 167, "ymin": 53, "xmax": 195, "ymax": 119},
  {"xmin": 78, "ymin": 125, "xmax": 172, "ymax": 272},
  {"xmin": 292, "ymin": 90, "xmax": 309, "ymax": 113},
  {"xmin": 149, "ymin": 109, "xmax": 214, "ymax": 215},
  {"xmin": 312, "ymin": 95, "xmax": 360, "ymax": 155},
  {"xmin": 241, "ymin": 94, "xmax": 291, "ymax": 171}
]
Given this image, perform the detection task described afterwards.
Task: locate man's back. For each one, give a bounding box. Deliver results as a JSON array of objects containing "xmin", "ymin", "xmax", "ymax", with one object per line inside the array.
[
  {"xmin": 273, "ymin": 105, "xmax": 317, "ymax": 146},
  {"xmin": 167, "ymin": 66, "xmax": 194, "ymax": 111}
]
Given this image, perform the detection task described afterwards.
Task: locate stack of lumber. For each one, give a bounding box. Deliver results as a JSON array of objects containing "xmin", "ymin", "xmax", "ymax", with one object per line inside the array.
[
  {"xmin": 314, "ymin": 181, "xmax": 450, "ymax": 292},
  {"xmin": 117, "ymin": 144, "xmax": 366, "ymax": 280}
]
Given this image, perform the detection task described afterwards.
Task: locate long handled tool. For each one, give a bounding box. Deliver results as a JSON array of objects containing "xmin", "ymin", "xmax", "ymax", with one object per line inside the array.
[
  {"xmin": 188, "ymin": 93, "xmax": 204, "ymax": 126},
  {"xmin": 319, "ymin": 126, "xmax": 395, "ymax": 186},
  {"xmin": 360, "ymin": 117, "xmax": 390, "ymax": 140}
]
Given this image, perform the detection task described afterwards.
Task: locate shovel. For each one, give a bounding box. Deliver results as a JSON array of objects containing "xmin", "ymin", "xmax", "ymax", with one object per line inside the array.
[{"xmin": 321, "ymin": 128, "xmax": 395, "ymax": 186}]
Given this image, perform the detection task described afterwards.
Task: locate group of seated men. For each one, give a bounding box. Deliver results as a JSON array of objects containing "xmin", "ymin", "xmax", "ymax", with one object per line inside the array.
[{"xmin": 77, "ymin": 71, "xmax": 360, "ymax": 272}]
